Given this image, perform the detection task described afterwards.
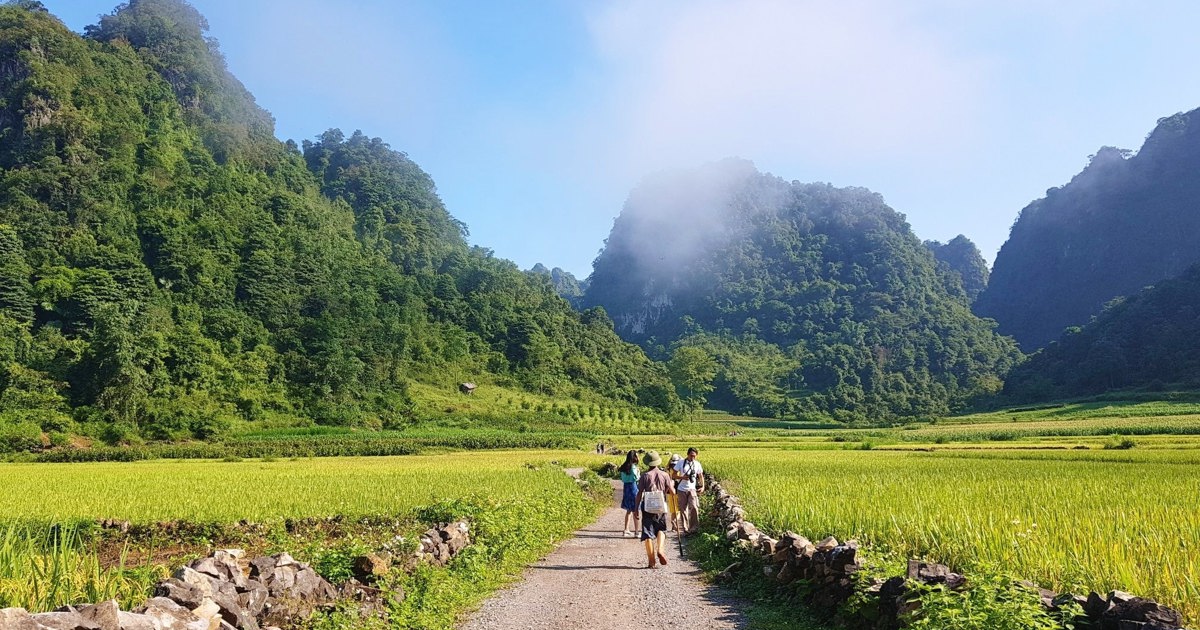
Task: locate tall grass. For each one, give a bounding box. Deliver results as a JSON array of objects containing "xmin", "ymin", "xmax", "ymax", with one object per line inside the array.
[
  {"xmin": 0, "ymin": 523, "xmax": 161, "ymax": 610},
  {"xmin": 706, "ymin": 448, "xmax": 1200, "ymax": 625}
]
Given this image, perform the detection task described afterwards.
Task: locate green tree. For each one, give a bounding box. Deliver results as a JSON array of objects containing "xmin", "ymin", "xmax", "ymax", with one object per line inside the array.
[{"xmin": 668, "ymin": 346, "xmax": 718, "ymax": 411}]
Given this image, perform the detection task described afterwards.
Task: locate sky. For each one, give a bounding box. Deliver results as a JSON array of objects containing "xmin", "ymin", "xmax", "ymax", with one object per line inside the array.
[{"xmin": 42, "ymin": 0, "xmax": 1200, "ymax": 278}]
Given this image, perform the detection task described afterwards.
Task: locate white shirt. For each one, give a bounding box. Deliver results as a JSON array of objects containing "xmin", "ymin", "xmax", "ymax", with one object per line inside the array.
[{"xmin": 674, "ymin": 458, "xmax": 703, "ymax": 492}]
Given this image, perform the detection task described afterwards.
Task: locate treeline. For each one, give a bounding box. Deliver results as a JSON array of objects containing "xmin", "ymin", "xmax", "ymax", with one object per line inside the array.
[
  {"xmin": 0, "ymin": 0, "xmax": 674, "ymax": 450},
  {"xmin": 584, "ymin": 159, "xmax": 1021, "ymax": 423}
]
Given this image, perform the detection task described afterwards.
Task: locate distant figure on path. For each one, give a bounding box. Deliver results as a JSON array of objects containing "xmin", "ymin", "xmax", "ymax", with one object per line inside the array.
[
  {"xmin": 673, "ymin": 447, "xmax": 704, "ymax": 535},
  {"xmin": 618, "ymin": 451, "xmax": 641, "ymax": 537},
  {"xmin": 634, "ymin": 450, "xmax": 676, "ymax": 568}
]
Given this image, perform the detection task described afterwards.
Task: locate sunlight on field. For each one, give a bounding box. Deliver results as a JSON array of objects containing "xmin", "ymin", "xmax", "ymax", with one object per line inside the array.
[
  {"xmin": 705, "ymin": 448, "xmax": 1200, "ymax": 624},
  {"xmin": 0, "ymin": 451, "xmax": 601, "ymax": 522}
]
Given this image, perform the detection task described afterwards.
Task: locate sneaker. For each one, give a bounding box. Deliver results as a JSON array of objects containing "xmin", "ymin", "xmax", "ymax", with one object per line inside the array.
[{"xmin": 622, "ymin": 530, "xmax": 632, "ymax": 537}]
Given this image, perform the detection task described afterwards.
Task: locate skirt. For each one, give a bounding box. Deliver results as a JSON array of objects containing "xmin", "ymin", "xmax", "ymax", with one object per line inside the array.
[{"xmin": 621, "ymin": 481, "xmax": 638, "ymax": 511}]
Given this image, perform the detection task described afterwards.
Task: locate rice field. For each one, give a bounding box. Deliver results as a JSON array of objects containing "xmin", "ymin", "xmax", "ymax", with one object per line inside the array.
[
  {"xmin": 0, "ymin": 451, "xmax": 597, "ymax": 522},
  {"xmin": 704, "ymin": 448, "xmax": 1200, "ymax": 624},
  {"xmin": 0, "ymin": 451, "xmax": 605, "ymax": 612}
]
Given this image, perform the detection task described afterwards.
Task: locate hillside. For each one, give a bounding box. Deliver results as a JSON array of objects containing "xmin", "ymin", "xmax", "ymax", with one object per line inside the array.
[
  {"xmin": 1002, "ymin": 263, "xmax": 1200, "ymax": 401},
  {"xmin": 975, "ymin": 107, "xmax": 1200, "ymax": 351},
  {"xmin": 0, "ymin": 0, "xmax": 674, "ymax": 447},
  {"xmin": 925, "ymin": 235, "xmax": 989, "ymax": 303},
  {"xmin": 583, "ymin": 159, "xmax": 1021, "ymax": 422}
]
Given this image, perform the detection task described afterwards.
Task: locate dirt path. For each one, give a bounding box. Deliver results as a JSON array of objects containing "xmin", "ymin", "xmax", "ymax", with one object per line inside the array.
[{"xmin": 459, "ymin": 474, "xmax": 747, "ymax": 630}]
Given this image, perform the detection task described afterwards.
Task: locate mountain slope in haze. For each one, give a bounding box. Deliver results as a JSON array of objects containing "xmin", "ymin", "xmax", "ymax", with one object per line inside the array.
[
  {"xmin": 0, "ymin": 0, "xmax": 674, "ymax": 447},
  {"xmin": 528, "ymin": 263, "xmax": 586, "ymax": 308},
  {"xmin": 925, "ymin": 235, "xmax": 989, "ymax": 303},
  {"xmin": 1003, "ymin": 264, "xmax": 1200, "ymax": 401},
  {"xmin": 584, "ymin": 159, "xmax": 1021, "ymax": 422},
  {"xmin": 976, "ymin": 108, "xmax": 1200, "ymax": 351}
]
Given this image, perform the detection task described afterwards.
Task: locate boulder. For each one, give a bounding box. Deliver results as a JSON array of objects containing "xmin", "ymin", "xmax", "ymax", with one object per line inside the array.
[
  {"xmin": 172, "ymin": 568, "xmax": 215, "ymax": 599},
  {"xmin": 135, "ymin": 598, "xmax": 211, "ymax": 630},
  {"xmin": 77, "ymin": 601, "xmax": 120, "ymax": 630},
  {"xmin": 906, "ymin": 560, "xmax": 966, "ymax": 590},
  {"xmin": 1086, "ymin": 592, "xmax": 1115, "ymax": 619},
  {"xmin": 234, "ymin": 582, "xmax": 269, "ymax": 619},
  {"xmin": 816, "ymin": 536, "xmax": 839, "ymax": 552},
  {"xmin": 114, "ymin": 612, "xmax": 159, "ymax": 630},
  {"xmin": 155, "ymin": 579, "xmax": 208, "ymax": 610},
  {"xmin": 0, "ymin": 609, "xmax": 40, "ymax": 630},
  {"xmin": 247, "ymin": 558, "xmax": 275, "ymax": 582},
  {"xmin": 209, "ymin": 591, "xmax": 257, "ymax": 630},
  {"xmin": 28, "ymin": 611, "xmax": 100, "ymax": 630},
  {"xmin": 1100, "ymin": 597, "xmax": 1184, "ymax": 630}
]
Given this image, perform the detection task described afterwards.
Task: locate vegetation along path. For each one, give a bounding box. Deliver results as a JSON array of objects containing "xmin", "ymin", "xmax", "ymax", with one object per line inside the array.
[{"xmin": 460, "ymin": 473, "xmax": 747, "ymax": 629}]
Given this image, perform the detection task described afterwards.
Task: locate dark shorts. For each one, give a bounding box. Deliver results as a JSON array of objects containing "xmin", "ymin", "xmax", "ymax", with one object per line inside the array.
[{"xmin": 640, "ymin": 510, "xmax": 668, "ymax": 540}]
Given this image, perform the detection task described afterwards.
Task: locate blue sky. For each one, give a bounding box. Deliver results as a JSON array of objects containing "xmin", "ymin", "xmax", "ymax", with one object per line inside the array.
[{"xmin": 42, "ymin": 0, "xmax": 1200, "ymax": 278}]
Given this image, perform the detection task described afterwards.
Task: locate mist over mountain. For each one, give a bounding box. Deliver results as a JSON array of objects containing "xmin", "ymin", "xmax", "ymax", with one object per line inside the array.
[
  {"xmin": 584, "ymin": 160, "xmax": 1020, "ymax": 422},
  {"xmin": 1003, "ymin": 263, "xmax": 1200, "ymax": 401},
  {"xmin": 924, "ymin": 235, "xmax": 989, "ymax": 303},
  {"xmin": 0, "ymin": 0, "xmax": 674, "ymax": 443},
  {"xmin": 975, "ymin": 107, "xmax": 1200, "ymax": 351}
]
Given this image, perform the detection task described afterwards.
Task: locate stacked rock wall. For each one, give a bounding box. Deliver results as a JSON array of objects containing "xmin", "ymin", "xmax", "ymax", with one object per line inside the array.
[
  {"xmin": 708, "ymin": 475, "xmax": 1187, "ymax": 630},
  {"xmin": 0, "ymin": 520, "xmax": 473, "ymax": 630}
]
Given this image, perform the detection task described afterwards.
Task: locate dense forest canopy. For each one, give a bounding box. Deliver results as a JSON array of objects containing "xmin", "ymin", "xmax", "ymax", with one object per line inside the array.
[
  {"xmin": 925, "ymin": 235, "xmax": 989, "ymax": 303},
  {"xmin": 528, "ymin": 263, "xmax": 585, "ymax": 309},
  {"xmin": 0, "ymin": 0, "xmax": 675, "ymax": 448},
  {"xmin": 1003, "ymin": 264, "xmax": 1200, "ymax": 401},
  {"xmin": 584, "ymin": 160, "xmax": 1021, "ymax": 422},
  {"xmin": 975, "ymin": 107, "xmax": 1200, "ymax": 351}
]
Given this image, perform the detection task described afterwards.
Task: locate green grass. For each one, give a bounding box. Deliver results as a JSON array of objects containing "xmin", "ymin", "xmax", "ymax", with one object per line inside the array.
[
  {"xmin": 704, "ymin": 448, "xmax": 1200, "ymax": 625},
  {"xmin": 0, "ymin": 450, "xmax": 609, "ymax": 624}
]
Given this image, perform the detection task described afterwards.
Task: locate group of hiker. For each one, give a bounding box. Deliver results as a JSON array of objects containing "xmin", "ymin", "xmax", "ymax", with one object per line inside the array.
[{"xmin": 617, "ymin": 447, "xmax": 704, "ymax": 569}]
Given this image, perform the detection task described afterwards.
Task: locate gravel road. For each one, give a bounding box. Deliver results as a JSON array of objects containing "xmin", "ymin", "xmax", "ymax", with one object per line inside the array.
[{"xmin": 459, "ymin": 475, "xmax": 747, "ymax": 630}]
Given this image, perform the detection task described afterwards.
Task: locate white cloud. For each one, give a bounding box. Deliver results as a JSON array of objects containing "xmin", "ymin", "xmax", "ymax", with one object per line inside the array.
[{"xmin": 574, "ymin": 0, "xmax": 990, "ymax": 179}]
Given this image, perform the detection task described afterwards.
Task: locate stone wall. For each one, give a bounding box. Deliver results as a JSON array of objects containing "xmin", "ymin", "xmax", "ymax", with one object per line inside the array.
[
  {"xmin": 708, "ymin": 476, "xmax": 1188, "ymax": 630},
  {"xmin": 0, "ymin": 520, "xmax": 472, "ymax": 630}
]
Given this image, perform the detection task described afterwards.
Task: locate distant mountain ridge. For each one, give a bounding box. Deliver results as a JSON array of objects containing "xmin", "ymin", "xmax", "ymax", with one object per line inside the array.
[
  {"xmin": 584, "ymin": 159, "xmax": 1020, "ymax": 422},
  {"xmin": 975, "ymin": 107, "xmax": 1200, "ymax": 351},
  {"xmin": 925, "ymin": 235, "xmax": 989, "ymax": 303}
]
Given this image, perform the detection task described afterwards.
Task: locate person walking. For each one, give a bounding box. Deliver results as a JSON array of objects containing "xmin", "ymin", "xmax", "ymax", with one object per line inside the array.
[
  {"xmin": 673, "ymin": 447, "xmax": 704, "ymax": 535},
  {"xmin": 634, "ymin": 450, "xmax": 676, "ymax": 568},
  {"xmin": 618, "ymin": 451, "xmax": 640, "ymax": 537}
]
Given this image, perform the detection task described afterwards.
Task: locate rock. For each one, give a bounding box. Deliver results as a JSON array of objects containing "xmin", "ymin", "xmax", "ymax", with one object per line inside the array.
[
  {"xmin": 209, "ymin": 591, "xmax": 257, "ymax": 630},
  {"xmin": 756, "ymin": 536, "xmax": 777, "ymax": 556},
  {"xmin": 136, "ymin": 598, "xmax": 210, "ymax": 630},
  {"xmin": 235, "ymin": 582, "xmax": 268, "ymax": 619},
  {"xmin": 0, "ymin": 609, "xmax": 40, "ymax": 630},
  {"xmin": 1086, "ymin": 591, "xmax": 1115, "ymax": 619},
  {"xmin": 29, "ymin": 611, "xmax": 100, "ymax": 630},
  {"xmin": 155, "ymin": 579, "xmax": 208, "ymax": 610},
  {"xmin": 1101, "ymin": 598, "xmax": 1184, "ymax": 630},
  {"xmin": 191, "ymin": 600, "xmax": 221, "ymax": 624},
  {"xmin": 816, "ymin": 536, "xmax": 838, "ymax": 551},
  {"xmin": 351, "ymin": 555, "xmax": 390, "ymax": 583},
  {"xmin": 172, "ymin": 568, "xmax": 215, "ymax": 599},
  {"xmin": 115, "ymin": 612, "xmax": 159, "ymax": 630},
  {"xmin": 906, "ymin": 560, "xmax": 966, "ymax": 590},
  {"xmin": 272, "ymin": 553, "xmax": 296, "ymax": 568},
  {"xmin": 266, "ymin": 567, "xmax": 297, "ymax": 597},
  {"xmin": 247, "ymin": 558, "xmax": 275, "ymax": 582},
  {"xmin": 443, "ymin": 521, "xmax": 470, "ymax": 555},
  {"xmin": 78, "ymin": 601, "xmax": 121, "ymax": 630}
]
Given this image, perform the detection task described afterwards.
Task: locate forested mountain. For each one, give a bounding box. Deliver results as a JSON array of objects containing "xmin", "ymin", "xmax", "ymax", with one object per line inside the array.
[
  {"xmin": 975, "ymin": 108, "xmax": 1200, "ymax": 351},
  {"xmin": 0, "ymin": 0, "xmax": 674, "ymax": 445},
  {"xmin": 925, "ymin": 235, "xmax": 989, "ymax": 303},
  {"xmin": 1003, "ymin": 264, "xmax": 1200, "ymax": 401},
  {"xmin": 528, "ymin": 264, "xmax": 585, "ymax": 308},
  {"xmin": 583, "ymin": 159, "xmax": 1021, "ymax": 422}
]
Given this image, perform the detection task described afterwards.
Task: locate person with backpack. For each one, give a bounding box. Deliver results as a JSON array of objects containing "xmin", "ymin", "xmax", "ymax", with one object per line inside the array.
[
  {"xmin": 618, "ymin": 450, "xmax": 640, "ymax": 537},
  {"xmin": 634, "ymin": 450, "xmax": 676, "ymax": 568},
  {"xmin": 673, "ymin": 447, "xmax": 704, "ymax": 535}
]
